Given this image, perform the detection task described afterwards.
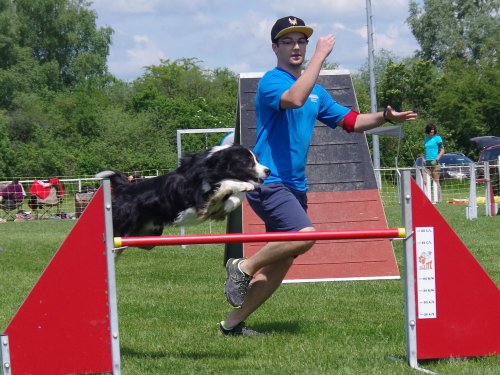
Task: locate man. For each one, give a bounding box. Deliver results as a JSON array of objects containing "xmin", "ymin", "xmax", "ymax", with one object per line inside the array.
[{"xmin": 219, "ymin": 16, "xmax": 417, "ymax": 335}]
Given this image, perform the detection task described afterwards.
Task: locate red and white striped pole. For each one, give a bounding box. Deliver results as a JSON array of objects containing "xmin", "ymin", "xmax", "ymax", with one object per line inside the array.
[{"xmin": 114, "ymin": 228, "xmax": 406, "ymax": 248}]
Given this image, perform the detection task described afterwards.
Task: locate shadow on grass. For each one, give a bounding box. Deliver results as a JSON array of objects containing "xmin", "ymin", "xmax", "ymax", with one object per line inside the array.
[
  {"xmin": 255, "ymin": 319, "xmax": 302, "ymax": 334},
  {"xmin": 121, "ymin": 346, "xmax": 246, "ymax": 360},
  {"xmin": 120, "ymin": 321, "xmax": 302, "ymax": 362}
]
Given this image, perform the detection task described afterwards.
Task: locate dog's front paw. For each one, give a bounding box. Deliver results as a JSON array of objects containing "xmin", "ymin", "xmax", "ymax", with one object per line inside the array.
[
  {"xmin": 239, "ymin": 182, "xmax": 256, "ymax": 192},
  {"xmin": 217, "ymin": 179, "xmax": 255, "ymax": 195}
]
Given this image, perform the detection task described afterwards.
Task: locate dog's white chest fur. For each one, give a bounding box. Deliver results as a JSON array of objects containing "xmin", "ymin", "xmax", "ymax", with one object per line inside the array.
[{"xmin": 174, "ymin": 179, "xmax": 255, "ymax": 226}]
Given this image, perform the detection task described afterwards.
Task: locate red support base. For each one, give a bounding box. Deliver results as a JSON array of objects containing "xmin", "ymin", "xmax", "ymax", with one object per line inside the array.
[
  {"xmin": 411, "ymin": 180, "xmax": 500, "ymax": 359},
  {"xmin": 4, "ymin": 188, "xmax": 113, "ymax": 375}
]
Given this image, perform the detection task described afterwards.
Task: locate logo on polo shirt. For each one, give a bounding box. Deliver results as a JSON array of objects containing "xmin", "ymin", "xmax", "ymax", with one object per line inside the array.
[{"xmin": 309, "ymin": 94, "xmax": 318, "ymax": 102}]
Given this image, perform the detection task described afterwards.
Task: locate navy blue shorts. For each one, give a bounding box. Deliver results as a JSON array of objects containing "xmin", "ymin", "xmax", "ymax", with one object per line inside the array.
[{"xmin": 246, "ymin": 182, "xmax": 313, "ymax": 232}]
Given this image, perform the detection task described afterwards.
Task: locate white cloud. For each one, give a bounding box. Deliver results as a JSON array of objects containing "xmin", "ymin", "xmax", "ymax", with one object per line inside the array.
[
  {"xmin": 91, "ymin": 0, "xmax": 160, "ymax": 14},
  {"xmin": 91, "ymin": 0, "xmax": 227, "ymax": 15},
  {"xmin": 107, "ymin": 33, "xmax": 166, "ymax": 81},
  {"xmin": 265, "ymin": 0, "xmax": 365, "ymax": 17},
  {"xmin": 353, "ymin": 25, "xmax": 367, "ymax": 39},
  {"xmin": 333, "ymin": 23, "xmax": 346, "ymax": 31},
  {"xmin": 90, "ymin": 1, "xmax": 420, "ymax": 80}
]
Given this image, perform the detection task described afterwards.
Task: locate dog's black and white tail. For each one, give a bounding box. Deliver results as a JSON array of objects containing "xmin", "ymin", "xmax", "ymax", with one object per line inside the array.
[{"xmin": 95, "ymin": 170, "xmax": 130, "ymax": 190}]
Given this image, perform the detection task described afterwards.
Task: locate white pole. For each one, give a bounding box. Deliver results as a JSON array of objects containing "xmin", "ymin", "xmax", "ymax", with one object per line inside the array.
[
  {"xmin": 432, "ymin": 180, "xmax": 439, "ymax": 203},
  {"xmin": 366, "ymin": 0, "xmax": 381, "ymax": 189},
  {"xmin": 484, "ymin": 162, "xmax": 491, "ymax": 216},
  {"xmin": 401, "ymin": 171, "xmax": 418, "ymax": 368},
  {"xmin": 401, "ymin": 170, "xmax": 437, "ymax": 374},
  {"xmin": 467, "ymin": 163, "xmax": 478, "ymax": 220},
  {"xmin": 103, "ymin": 179, "xmax": 122, "ymax": 375},
  {"xmin": 424, "ymin": 173, "xmax": 431, "ymax": 200}
]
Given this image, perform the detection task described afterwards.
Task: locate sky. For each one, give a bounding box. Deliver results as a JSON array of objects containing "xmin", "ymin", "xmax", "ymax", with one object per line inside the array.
[{"xmin": 89, "ymin": 0, "xmax": 421, "ymax": 82}]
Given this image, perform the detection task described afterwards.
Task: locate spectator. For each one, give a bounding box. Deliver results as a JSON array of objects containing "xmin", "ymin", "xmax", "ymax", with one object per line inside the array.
[
  {"xmin": 423, "ymin": 123, "xmax": 444, "ymax": 200},
  {"xmin": 128, "ymin": 171, "xmax": 143, "ymax": 183},
  {"xmin": 0, "ymin": 179, "xmax": 25, "ymax": 207}
]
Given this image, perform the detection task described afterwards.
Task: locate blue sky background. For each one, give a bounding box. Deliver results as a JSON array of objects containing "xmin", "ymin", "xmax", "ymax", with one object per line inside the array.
[{"xmin": 90, "ymin": 0, "xmax": 421, "ymax": 81}]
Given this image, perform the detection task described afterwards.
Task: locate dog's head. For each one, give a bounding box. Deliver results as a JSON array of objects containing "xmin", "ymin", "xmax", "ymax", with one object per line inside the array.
[{"xmin": 202, "ymin": 144, "xmax": 270, "ymax": 186}]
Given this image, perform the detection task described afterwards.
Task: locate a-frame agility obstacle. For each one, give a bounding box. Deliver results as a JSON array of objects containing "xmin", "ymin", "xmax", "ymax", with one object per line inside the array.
[{"xmin": 1, "ymin": 172, "xmax": 499, "ymax": 374}]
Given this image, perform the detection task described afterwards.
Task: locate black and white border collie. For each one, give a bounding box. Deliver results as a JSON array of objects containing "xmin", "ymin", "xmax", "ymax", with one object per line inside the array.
[{"xmin": 96, "ymin": 144, "xmax": 270, "ymax": 240}]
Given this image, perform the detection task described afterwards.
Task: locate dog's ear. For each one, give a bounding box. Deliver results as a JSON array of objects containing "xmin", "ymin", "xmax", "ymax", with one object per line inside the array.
[
  {"xmin": 204, "ymin": 149, "xmax": 227, "ymax": 170},
  {"xmin": 178, "ymin": 152, "xmax": 203, "ymax": 173},
  {"xmin": 177, "ymin": 156, "xmax": 191, "ymax": 173}
]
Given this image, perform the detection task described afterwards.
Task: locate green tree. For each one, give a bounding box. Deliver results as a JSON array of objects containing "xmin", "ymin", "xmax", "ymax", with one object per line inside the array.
[
  {"xmin": 406, "ymin": 0, "xmax": 499, "ymax": 158},
  {"xmin": 353, "ymin": 51, "xmax": 427, "ymax": 167},
  {"xmin": 0, "ymin": 0, "xmax": 18, "ymax": 69},
  {"xmin": 408, "ymin": 0, "xmax": 500, "ymax": 66},
  {"xmin": 405, "ymin": 59, "xmax": 437, "ymax": 115},
  {"xmin": 378, "ymin": 62, "xmax": 408, "ymax": 111},
  {"xmin": 431, "ymin": 59, "xmax": 500, "ymax": 157},
  {"xmin": 127, "ymin": 58, "xmax": 238, "ymax": 150},
  {"xmin": 14, "ymin": 0, "xmax": 113, "ymax": 88},
  {"xmin": 353, "ymin": 49, "xmax": 401, "ymax": 112},
  {"xmin": 0, "ymin": 111, "xmax": 15, "ymax": 176},
  {"xmin": 377, "ymin": 58, "xmax": 439, "ymax": 116}
]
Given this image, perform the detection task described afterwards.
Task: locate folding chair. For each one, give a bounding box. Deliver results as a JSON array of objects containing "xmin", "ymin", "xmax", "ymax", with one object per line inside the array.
[
  {"xmin": 75, "ymin": 191, "xmax": 95, "ymax": 218},
  {"xmin": 29, "ymin": 186, "xmax": 62, "ymax": 219},
  {"xmin": 27, "ymin": 178, "xmax": 65, "ymax": 219},
  {"xmin": 0, "ymin": 198, "xmax": 23, "ymax": 221},
  {"xmin": 0, "ymin": 180, "xmax": 25, "ymax": 221}
]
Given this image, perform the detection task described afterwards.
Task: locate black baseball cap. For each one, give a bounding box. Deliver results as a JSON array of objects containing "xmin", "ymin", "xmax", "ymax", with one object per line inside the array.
[{"xmin": 271, "ymin": 16, "xmax": 313, "ymax": 43}]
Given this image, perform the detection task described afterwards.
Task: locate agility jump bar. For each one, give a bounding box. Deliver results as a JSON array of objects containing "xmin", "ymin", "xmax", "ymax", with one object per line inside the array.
[{"xmin": 114, "ymin": 228, "xmax": 406, "ymax": 248}]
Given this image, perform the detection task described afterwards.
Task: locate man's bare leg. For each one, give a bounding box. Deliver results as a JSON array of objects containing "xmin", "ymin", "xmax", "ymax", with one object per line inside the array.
[
  {"xmin": 222, "ymin": 257, "xmax": 294, "ymax": 328},
  {"xmin": 240, "ymin": 227, "xmax": 316, "ymax": 276},
  {"xmin": 222, "ymin": 227, "xmax": 316, "ymax": 329}
]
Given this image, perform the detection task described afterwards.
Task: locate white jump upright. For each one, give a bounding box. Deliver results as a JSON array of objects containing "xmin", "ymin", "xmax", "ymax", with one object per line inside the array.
[
  {"xmin": 467, "ymin": 161, "xmax": 498, "ymax": 219},
  {"xmin": 415, "ymin": 167, "xmax": 440, "ymax": 204},
  {"xmin": 467, "ymin": 163, "xmax": 479, "ymax": 219},
  {"xmin": 400, "ymin": 171, "xmax": 420, "ymax": 370}
]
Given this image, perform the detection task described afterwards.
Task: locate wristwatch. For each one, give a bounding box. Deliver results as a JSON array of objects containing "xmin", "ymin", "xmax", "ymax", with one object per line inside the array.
[{"xmin": 383, "ymin": 108, "xmax": 395, "ymax": 124}]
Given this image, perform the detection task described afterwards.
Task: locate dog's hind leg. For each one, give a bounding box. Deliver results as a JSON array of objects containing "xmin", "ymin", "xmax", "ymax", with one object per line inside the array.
[
  {"xmin": 174, "ymin": 207, "xmax": 201, "ymax": 226},
  {"xmin": 223, "ymin": 192, "xmax": 245, "ymax": 212}
]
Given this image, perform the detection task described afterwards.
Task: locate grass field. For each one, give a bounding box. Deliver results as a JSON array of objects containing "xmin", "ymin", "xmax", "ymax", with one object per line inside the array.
[{"xmin": 0, "ymin": 203, "xmax": 499, "ymax": 374}]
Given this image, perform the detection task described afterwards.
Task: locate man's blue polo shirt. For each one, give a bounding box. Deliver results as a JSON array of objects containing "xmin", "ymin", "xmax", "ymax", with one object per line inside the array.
[{"xmin": 254, "ymin": 67, "xmax": 350, "ymax": 191}]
